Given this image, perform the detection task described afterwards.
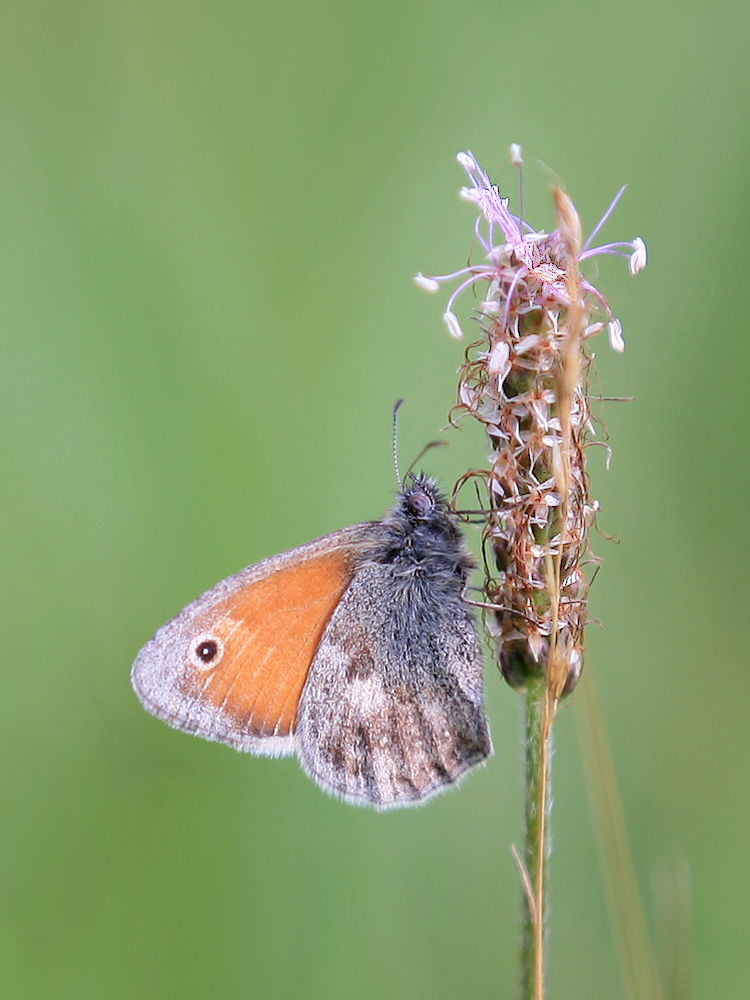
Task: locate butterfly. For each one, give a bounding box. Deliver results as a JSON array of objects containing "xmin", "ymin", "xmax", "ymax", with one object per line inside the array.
[{"xmin": 131, "ymin": 473, "xmax": 492, "ymax": 809}]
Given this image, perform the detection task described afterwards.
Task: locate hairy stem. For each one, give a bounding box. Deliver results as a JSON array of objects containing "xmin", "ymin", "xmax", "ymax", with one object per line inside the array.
[{"xmin": 521, "ymin": 678, "xmax": 552, "ymax": 1000}]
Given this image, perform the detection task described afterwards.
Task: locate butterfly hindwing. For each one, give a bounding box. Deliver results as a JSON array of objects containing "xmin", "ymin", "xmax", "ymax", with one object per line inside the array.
[{"xmin": 297, "ymin": 559, "xmax": 492, "ymax": 808}]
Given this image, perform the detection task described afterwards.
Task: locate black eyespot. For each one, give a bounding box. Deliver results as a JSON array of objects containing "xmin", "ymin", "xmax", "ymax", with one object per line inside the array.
[
  {"xmin": 196, "ymin": 640, "xmax": 218, "ymax": 663},
  {"xmin": 189, "ymin": 634, "xmax": 224, "ymax": 670}
]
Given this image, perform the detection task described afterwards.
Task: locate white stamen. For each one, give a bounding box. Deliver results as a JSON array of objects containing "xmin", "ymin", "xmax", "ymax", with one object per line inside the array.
[
  {"xmin": 629, "ymin": 237, "xmax": 648, "ymax": 274},
  {"xmin": 510, "ymin": 143, "xmax": 523, "ymax": 166},
  {"xmin": 443, "ymin": 310, "xmax": 464, "ymax": 340},
  {"xmin": 583, "ymin": 322, "xmax": 606, "ymax": 339},
  {"xmin": 456, "ymin": 151, "xmax": 479, "ymax": 172},
  {"xmin": 608, "ymin": 319, "xmax": 626, "ymax": 352},
  {"xmin": 414, "ymin": 272, "xmax": 441, "ymax": 293}
]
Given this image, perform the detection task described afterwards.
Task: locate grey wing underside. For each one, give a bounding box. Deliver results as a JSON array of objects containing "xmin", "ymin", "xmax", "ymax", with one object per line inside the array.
[{"xmin": 296, "ymin": 562, "xmax": 492, "ymax": 809}]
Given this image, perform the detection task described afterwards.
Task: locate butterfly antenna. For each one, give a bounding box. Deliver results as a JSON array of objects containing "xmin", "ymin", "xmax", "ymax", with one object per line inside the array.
[
  {"xmin": 393, "ymin": 398, "xmax": 405, "ymax": 488},
  {"xmin": 403, "ymin": 439, "xmax": 449, "ymax": 482}
]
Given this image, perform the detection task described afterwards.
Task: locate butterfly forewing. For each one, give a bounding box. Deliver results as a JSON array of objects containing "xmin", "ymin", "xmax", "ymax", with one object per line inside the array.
[{"xmin": 131, "ymin": 526, "xmax": 367, "ymax": 755}]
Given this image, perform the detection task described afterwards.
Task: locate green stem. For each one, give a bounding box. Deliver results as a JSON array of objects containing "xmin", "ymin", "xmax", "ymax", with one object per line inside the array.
[{"xmin": 521, "ymin": 679, "xmax": 551, "ymax": 1000}]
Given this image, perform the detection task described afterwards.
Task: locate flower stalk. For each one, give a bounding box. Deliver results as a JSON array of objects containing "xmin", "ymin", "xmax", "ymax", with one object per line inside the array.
[{"xmin": 417, "ymin": 148, "xmax": 646, "ymax": 999}]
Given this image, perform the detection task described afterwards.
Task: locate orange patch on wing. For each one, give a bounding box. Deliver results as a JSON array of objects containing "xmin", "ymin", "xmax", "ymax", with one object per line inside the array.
[{"xmin": 187, "ymin": 548, "xmax": 355, "ymax": 738}]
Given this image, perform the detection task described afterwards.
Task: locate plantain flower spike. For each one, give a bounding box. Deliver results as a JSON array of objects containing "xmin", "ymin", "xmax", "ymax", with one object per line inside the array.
[{"xmin": 417, "ymin": 148, "xmax": 646, "ymax": 694}]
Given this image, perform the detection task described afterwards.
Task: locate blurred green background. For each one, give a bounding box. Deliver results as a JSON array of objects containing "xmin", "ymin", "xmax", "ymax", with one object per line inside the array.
[{"xmin": 1, "ymin": 1, "xmax": 747, "ymax": 997}]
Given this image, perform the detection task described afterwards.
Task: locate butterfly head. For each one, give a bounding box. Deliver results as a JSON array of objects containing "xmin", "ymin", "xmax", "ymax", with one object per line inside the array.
[
  {"xmin": 398, "ymin": 472, "xmax": 447, "ymax": 520},
  {"xmin": 372, "ymin": 472, "xmax": 475, "ymax": 585}
]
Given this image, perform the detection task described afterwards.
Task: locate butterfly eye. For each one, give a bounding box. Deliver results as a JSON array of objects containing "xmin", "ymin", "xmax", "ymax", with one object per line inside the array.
[
  {"xmin": 189, "ymin": 634, "xmax": 224, "ymax": 671},
  {"xmin": 407, "ymin": 490, "xmax": 432, "ymax": 517}
]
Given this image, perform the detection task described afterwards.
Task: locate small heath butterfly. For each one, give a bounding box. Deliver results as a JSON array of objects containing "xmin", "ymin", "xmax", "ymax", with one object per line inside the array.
[{"xmin": 131, "ymin": 474, "xmax": 492, "ymax": 809}]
